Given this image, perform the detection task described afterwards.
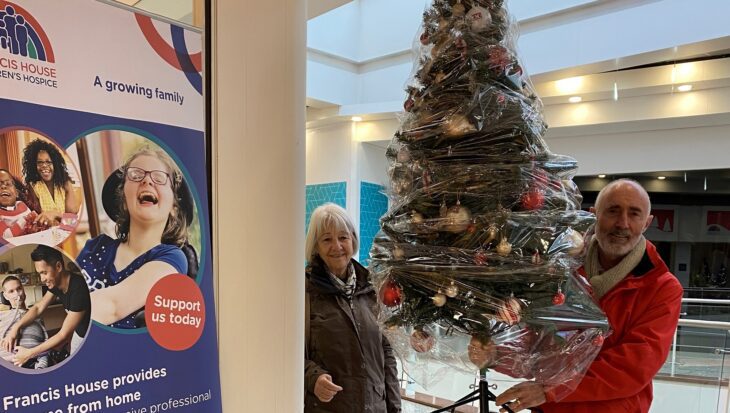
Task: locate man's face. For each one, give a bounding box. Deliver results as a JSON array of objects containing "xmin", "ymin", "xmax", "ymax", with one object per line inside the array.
[
  {"xmin": 35, "ymin": 260, "xmax": 62, "ymax": 290},
  {"xmin": 592, "ymin": 182, "xmax": 653, "ymax": 261},
  {"xmin": 2, "ymin": 279, "xmax": 26, "ymax": 309}
]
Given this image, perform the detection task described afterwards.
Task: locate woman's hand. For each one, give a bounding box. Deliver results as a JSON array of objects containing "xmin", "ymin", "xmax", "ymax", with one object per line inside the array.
[
  {"xmin": 314, "ymin": 374, "xmax": 343, "ymax": 403},
  {"xmin": 12, "ymin": 346, "xmax": 34, "ymax": 367},
  {"xmin": 35, "ymin": 211, "xmax": 61, "ymax": 227}
]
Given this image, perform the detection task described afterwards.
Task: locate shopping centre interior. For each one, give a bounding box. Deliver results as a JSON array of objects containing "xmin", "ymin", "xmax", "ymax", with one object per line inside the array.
[{"xmin": 114, "ymin": 0, "xmax": 730, "ymax": 411}]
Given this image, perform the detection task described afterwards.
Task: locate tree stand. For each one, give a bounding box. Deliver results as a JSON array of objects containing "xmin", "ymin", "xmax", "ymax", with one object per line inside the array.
[{"xmin": 431, "ymin": 370, "xmax": 514, "ymax": 413}]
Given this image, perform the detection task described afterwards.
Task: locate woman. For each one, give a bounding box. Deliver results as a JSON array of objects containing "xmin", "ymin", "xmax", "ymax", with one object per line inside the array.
[
  {"xmin": 77, "ymin": 148, "xmax": 194, "ymax": 329},
  {"xmin": 0, "ymin": 169, "xmax": 44, "ymax": 239},
  {"xmin": 304, "ymin": 203, "xmax": 401, "ymax": 413},
  {"xmin": 21, "ymin": 138, "xmax": 80, "ymax": 226}
]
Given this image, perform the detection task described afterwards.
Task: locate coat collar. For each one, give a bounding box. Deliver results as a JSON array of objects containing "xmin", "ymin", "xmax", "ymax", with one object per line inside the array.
[{"xmin": 306, "ymin": 256, "xmax": 373, "ymax": 296}]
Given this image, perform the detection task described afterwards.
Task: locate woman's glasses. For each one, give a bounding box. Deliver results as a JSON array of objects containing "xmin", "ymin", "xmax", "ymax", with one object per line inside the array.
[
  {"xmin": 124, "ymin": 167, "xmax": 171, "ymax": 185},
  {"xmin": 36, "ymin": 160, "xmax": 53, "ymax": 167}
]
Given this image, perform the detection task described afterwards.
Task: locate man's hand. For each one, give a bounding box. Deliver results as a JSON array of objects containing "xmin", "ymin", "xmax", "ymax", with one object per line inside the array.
[
  {"xmin": 495, "ymin": 381, "xmax": 546, "ymax": 413},
  {"xmin": 1, "ymin": 328, "xmax": 18, "ymax": 352},
  {"xmin": 12, "ymin": 346, "xmax": 34, "ymax": 367},
  {"xmin": 314, "ymin": 374, "xmax": 343, "ymax": 403}
]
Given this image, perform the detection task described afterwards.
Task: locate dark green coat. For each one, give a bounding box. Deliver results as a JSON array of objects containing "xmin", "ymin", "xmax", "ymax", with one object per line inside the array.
[{"xmin": 305, "ymin": 258, "xmax": 401, "ymax": 413}]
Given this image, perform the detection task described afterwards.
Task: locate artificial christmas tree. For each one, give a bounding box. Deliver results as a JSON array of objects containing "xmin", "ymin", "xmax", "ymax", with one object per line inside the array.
[{"xmin": 370, "ymin": 0, "xmax": 610, "ymax": 405}]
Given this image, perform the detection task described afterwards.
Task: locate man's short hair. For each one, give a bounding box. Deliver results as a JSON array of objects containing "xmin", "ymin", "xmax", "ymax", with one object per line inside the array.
[
  {"xmin": 30, "ymin": 245, "xmax": 64, "ymax": 266},
  {"xmin": 1, "ymin": 275, "xmax": 21, "ymax": 290},
  {"xmin": 594, "ymin": 178, "xmax": 651, "ymax": 213}
]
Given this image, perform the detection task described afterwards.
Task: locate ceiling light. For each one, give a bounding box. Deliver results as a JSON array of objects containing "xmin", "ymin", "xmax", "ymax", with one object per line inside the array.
[
  {"xmin": 613, "ymin": 83, "xmax": 619, "ymax": 101},
  {"xmin": 351, "ymin": 116, "xmax": 363, "ymax": 122},
  {"xmin": 568, "ymin": 96, "xmax": 582, "ymax": 103},
  {"xmin": 598, "ymin": 174, "xmax": 606, "ymax": 178},
  {"xmin": 556, "ymin": 77, "xmax": 583, "ymax": 94},
  {"xmin": 677, "ymin": 84, "xmax": 692, "ymax": 92},
  {"xmin": 657, "ymin": 176, "xmax": 666, "ymax": 180}
]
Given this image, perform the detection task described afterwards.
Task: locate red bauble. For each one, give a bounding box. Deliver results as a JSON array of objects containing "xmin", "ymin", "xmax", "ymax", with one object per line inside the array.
[
  {"xmin": 404, "ymin": 98, "xmax": 415, "ymax": 112},
  {"xmin": 521, "ymin": 189, "xmax": 545, "ymax": 210},
  {"xmin": 474, "ymin": 251, "xmax": 488, "ymax": 266},
  {"xmin": 410, "ymin": 330, "xmax": 435, "ymax": 353},
  {"xmin": 419, "ymin": 31, "xmax": 430, "ymax": 45},
  {"xmin": 497, "ymin": 297, "xmax": 522, "ymax": 325},
  {"xmin": 380, "ymin": 280, "xmax": 402, "ymax": 307},
  {"xmin": 552, "ymin": 291, "xmax": 565, "ymax": 305},
  {"xmin": 592, "ymin": 334, "xmax": 605, "ymax": 347}
]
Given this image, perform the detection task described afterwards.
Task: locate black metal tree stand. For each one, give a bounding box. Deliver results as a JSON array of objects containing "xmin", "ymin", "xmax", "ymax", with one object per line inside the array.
[{"xmin": 431, "ymin": 369, "xmax": 514, "ymax": 413}]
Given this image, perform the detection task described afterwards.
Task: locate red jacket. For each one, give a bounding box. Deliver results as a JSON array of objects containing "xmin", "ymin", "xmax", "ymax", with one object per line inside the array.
[{"xmin": 541, "ymin": 241, "xmax": 683, "ymax": 413}]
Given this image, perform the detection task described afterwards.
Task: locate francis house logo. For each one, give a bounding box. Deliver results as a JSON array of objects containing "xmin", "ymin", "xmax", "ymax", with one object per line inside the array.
[
  {"xmin": 0, "ymin": 2, "xmax": 54, "ymax": 62},
  {"xmin": 0, "ymin": 1, "xmax": 58, "ymax": 88}
]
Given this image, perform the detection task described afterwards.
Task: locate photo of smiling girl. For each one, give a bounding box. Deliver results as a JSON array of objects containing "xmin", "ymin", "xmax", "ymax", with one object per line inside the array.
[{"xmin": 77, "ymin": 147, "xmax": 197, "ymax": 329}]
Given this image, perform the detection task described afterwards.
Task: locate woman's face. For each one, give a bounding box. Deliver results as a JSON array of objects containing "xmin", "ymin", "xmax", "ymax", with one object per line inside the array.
[
  {"xmin": 123, "ymin": 155, "xmax": 175, "ymax": 226},
  {"xmin": 0, "ymin": 171, "xmax": 18, "ymax": 207},
  {"xmin": 36, "ymin": 150, "xmax": 54, "ymax": 183},
  {"xmin": 316, "ymin": 226, "xmax": 354, "ymax": 277}
]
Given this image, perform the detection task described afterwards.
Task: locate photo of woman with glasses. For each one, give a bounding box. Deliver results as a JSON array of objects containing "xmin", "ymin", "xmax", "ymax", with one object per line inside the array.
[
  {"xmin": 22, "ymin": 138, "xmax": 81, "ymax": 227},
  {"xmin": 77, "ymin": 147, "xmax": 195, "ymax": 329}
]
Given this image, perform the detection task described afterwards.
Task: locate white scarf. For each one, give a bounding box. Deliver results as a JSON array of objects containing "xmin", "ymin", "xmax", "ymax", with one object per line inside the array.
[{"xmin": 585, "ymin": 236, "xmax": 646, "ymax": 300}]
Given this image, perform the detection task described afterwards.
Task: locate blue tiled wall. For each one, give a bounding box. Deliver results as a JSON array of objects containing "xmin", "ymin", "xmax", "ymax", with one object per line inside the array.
[
  {"xmin": 305, "ymin": 182, "xmax": 347, "ymax": 233},
  {"xmin": 360, "ymin": 182, "xmax": 388, "ymax": 265}
]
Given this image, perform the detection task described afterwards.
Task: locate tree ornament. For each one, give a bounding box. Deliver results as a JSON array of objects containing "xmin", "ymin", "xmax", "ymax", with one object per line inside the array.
[
  {"xmin": 380, "ymin": 279, "xmax": 403, "ymax": 307},
  {"xmin": 442, "ymin": 201, "xmax": 472, "ymax": 233},
  {"xmin": 466, "ymin": 6, "xmax": 491, "ymax": 32},
  {"xmin": 397, "ymin": 147, "xmax": 411, "ymax": 163},
  {"xmin": 410, "ymin": 210, "xmax": 425, "ymax": 225},
  {"xmin": 531, "ymin": 251, "xmax": 542, "ymax": 264},
  {"xmin": 488, "ymin": 45, "xmax": 511, "ymax": 70},
  {"xmin": 521, "ymin": 189, "xmax": 545, "ymax": 210},
  {"xmin": 592, "ymin": 334, "xmax": 605, "ymax": 347},
  {"xmin": 404, "ymin": 97, "xmax": 415, "ymax": 112},
  {"xmin": 444, "ymin": 114, "xmax": 476, "ymax": 137},
  {"xmin": 419, "ymin": 31, "xmax": 430, "ymax": 45},
  {"xmin": 439, "ymin": 198, "xmax": 448, "ymax": 218},
  {"xmin": 497, "ymin": 296, "xmax": 522, "ymax": 325},
  {"xmin": 484, "ymin": 223, "xmax": 498, "ymax": 244},
  {"xmin": 393, "ymin": 246, "xmax": 405, "ymax": 260},
  {"xmin": 496, "ymin": 238, "xmax": 512, "ymax": 256},
  {"xmin": 432, "ymin": 293, "xmax": 447, "ymax": 307},
  {"xmin": 474, "ymin": 250, "xmax": 488, "ymax": 266},
  {"xmin": 566, "ymin": 229, "xmax": 585, "ymax": 256},
  {"xmin": 552, "ymin": 288, "xmax": 565, "ymax": 305},
  {"xmin": 445, "ymin": 282, "xmax": 459, "ymax": 298},
  {"xmin": 452, "ymin": 2, "xmax": 466, "ymax": 17},
  {"xmin": 410, "ymin": 329, "xmax": 435, "ymax": 353}
]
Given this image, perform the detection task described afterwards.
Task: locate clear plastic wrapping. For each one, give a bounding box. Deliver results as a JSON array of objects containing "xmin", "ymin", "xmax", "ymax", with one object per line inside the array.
[{"xmin": 369, "ymin": 0, "xmax": 610, "ymax": 400}]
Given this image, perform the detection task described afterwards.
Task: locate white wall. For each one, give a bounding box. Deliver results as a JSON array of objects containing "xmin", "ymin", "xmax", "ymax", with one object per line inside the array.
[
  {"xmin": 359, "ymin": 141, "xmax": 389, "ymax": 186},
  {"xmin": 306, "ymin": 122, "xmax": 355, "ymax": 184}
]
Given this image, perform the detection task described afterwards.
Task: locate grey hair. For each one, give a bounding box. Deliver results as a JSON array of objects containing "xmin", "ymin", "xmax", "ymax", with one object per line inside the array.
[
  {"xmin": 594, "ymin": 178, "xmax": 651, "ymax": 213},
  {"xmin": 305, "ymin": 203, "xmax": 359, "ymax": 264}
]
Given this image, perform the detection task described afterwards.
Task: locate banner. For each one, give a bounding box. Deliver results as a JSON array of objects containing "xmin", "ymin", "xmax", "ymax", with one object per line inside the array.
[{"xmin": 0, "ymin": 1, "xmax": 221, "ymax": 413}]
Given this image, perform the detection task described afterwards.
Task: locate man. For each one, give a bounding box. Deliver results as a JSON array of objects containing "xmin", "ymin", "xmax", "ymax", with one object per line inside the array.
[
  {"xmin": 496, "ymin": 179, "xmax": 683, "ymax": 413},
  {"xmin": 0, "ymin": 275, "xmax": 49, "ymax": 368},
  {"xmin": 0, "ymin": 245, "xmax": 90, "ymax": 366}
]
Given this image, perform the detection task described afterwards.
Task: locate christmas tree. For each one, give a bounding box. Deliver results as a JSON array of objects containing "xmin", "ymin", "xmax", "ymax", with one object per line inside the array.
[{"xmin": 370, "ymin": 0, "xmax": 610, "ymax": 395}]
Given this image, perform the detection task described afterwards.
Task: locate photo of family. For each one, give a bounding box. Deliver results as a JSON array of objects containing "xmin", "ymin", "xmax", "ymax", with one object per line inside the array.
[
  {"xmin": 0, "ymin": 130, "xmax": 83, "ymax": 250},
  {"xmin": 0, "ymin": 244, "xmax": 91, "ymax": 370},
  {"xmin": 72, "ymin": 130, "xmax": 201, "ymax": 330}
]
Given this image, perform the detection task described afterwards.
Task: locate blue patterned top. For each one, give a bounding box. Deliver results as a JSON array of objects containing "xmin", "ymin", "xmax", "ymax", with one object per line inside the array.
[{"xmin": 78, "ymin": 234, "xmax": 187, "ymax": 329}]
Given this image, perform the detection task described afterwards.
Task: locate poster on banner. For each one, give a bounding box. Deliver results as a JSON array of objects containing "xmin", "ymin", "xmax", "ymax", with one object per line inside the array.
[{"xmin": 0, "ymin": 1, "xmax": 221, "ymax": 413}]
